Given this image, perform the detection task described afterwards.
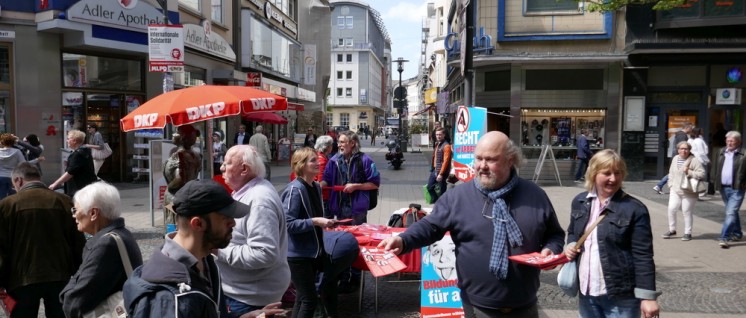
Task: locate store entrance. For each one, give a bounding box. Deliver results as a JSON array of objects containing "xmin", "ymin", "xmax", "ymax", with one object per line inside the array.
[
  {"xmin": 86, "ymin": 94, "xmax": 124, "ymax": 181},
  {"xmin": 644, "ymin": 106, "xmax": 702, "ymax": 179}
]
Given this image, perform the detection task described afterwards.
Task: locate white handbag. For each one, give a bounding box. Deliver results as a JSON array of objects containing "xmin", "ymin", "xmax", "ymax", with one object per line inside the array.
[
  {"xmin": 558, "ymin": 213, "xmax": 607, "ymax": 297},
  {"xmin": 83, "ymin": 233, "xmax": 132, "ymax": 318}
]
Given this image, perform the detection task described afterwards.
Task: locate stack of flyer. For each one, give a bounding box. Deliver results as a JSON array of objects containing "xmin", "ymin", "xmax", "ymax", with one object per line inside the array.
[
  {"xmin": 508, "ymin": 252, "xmax": 569, "ymax": 270},
  {"xmin": 360, "ymin": 246, "xmax": 407, "ymax": 277}
]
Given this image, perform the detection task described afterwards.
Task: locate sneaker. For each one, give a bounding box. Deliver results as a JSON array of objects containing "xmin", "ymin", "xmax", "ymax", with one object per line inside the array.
[
  {"xmin": 574, "ymin": 180, "xmax": 582, "ymax": 183},
  {"xmin": 681, "ymin": 234, "xmax": 692, "ymax": 241},
  {"xmin": 661, "ymin": 230, "xmax": 676, "ymax": 239},
  {"xmin": 719, "ymin": 240, "xmax": 730, "ymax": 249},
  {"xmin": 653, "ymin": 186, "xmax": 663, "ymax": 194},
  {"xmin": 731, "ymin": 235, "xmax": 742, "ymax": 242}
]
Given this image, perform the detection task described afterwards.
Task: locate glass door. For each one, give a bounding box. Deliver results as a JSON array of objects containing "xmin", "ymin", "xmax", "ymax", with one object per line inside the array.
[{"xmin": 86, "ymin": 94, "xmax": 123, "ymax": 181}]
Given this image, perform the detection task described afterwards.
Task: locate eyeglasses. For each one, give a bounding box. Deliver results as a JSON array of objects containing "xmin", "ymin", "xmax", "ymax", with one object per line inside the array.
[
  {"xmin": 480, "ymin": 200, "xmax": 510, "ymax": 222},
  {"xmin": 71, "ymin": 207, "xmax": 78, "ymax": 215}
]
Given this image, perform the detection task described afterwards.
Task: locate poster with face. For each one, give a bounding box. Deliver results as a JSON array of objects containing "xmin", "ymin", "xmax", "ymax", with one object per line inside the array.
[{"xmin": 420, "ymin": 234, "xmax": 463, "ymax": 317}]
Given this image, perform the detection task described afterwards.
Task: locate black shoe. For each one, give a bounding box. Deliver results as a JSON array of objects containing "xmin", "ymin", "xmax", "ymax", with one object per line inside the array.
[{"xmin": 661, "ymin": 230, "xmax": 676, "ymax": 239}]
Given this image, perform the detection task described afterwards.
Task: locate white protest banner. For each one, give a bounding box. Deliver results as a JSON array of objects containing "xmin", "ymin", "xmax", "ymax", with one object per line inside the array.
[{"xmin": 148, "ymin": 24, "xmax": 184, "ymax": 72}]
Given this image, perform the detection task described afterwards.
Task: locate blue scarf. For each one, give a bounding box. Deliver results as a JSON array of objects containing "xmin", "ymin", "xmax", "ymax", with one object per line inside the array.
[{"xmin": 474, "ymin": 171, "xmax": 522, "ymax": 280}]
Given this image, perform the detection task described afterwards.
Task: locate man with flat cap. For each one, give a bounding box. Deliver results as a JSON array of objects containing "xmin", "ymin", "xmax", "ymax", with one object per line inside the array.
[{"xmin": 123, "ymin": 180, "xmax": 284, "ymax": 318}]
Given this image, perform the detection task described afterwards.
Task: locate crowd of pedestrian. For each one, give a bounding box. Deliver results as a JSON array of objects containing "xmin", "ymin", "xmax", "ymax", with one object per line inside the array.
[{"xmin": 4, "ymin": 122, "xmax": 746, "ymax": 318}]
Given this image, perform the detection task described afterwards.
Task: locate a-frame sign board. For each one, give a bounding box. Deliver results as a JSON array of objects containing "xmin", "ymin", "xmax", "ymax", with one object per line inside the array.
[{"xmin": 532, "ymin": 145, "xmax": 563, "ymax": 186}]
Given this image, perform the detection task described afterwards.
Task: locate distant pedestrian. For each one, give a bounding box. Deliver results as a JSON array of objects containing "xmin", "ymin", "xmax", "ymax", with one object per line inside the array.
[
  {"xmin": 0, "ymin": 133, "xmax": 26, "ymax": 198},
  {"xmin": 233, "ymin": 124, "xmax": 249, "ymax": 146},
  {"xmin": 0, "ymin": 163, "xmax": 85, "ymax": 318},
  {"xmin": 304, "ymin": 127, "xmax": 318, "ymax": 148},
  {"xmin": 655, "ymin": 123, "xmax": 693, "ymax": 194},
  {"xmin": 370, "ymin": 128, "xmax": 377, "ymax": 146},
  {"xmin": 662, "ymin": 141, "xmax": 705, "ymax": 241},
  {"xmin": 49, "ymin": 130, "xmax": 96, "ymax": 198},
  {"xmin": 710, "ymin": 131, "xmax": 746, "ymax": 249},
  {"xmin": 249, "ymin": 125, "xmax": 272, "ymax": 180},
  {"xmin": 85, "ymin": 124, "xmax": 107, "ymax": 175},
  {"xmin": 17, "ymin": 133, "xmax": 44, "ymax": 175},
  {"xmin": 426, "ymin": 127, "xmax": 452, "ymax": 202},
  {"xmin": 327, "ymin": 126, "xmax": 339, "ymax": 154},
  {"xmin": 60, "ymin": 182, "xmax": 143, "ymax": 317},
  {"xmin": 574, "ymin": 129, "xmax": 592, "ymax": 183},
  {"xmin": 211, "ymin": 131, "xmax": 227, "ymax": 176}
]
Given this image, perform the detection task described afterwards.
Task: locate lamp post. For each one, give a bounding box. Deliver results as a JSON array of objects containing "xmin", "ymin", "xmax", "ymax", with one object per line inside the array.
[{"xmin": 395, "ymin": 57, "xmax": 408, "ymax": 152}]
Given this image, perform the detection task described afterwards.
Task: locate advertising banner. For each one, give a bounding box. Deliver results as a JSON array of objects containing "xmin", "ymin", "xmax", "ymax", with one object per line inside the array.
[
  {"xmin": 420, "ymin": 234, "xmax": 464, "ymax": 318},
  {"xmin": 148, "ymin": 24, "xmax": 185, "ymax": 72},
  {"xmin": 452, "ymin": 106, "xmax": 486, "ymax": 182}
]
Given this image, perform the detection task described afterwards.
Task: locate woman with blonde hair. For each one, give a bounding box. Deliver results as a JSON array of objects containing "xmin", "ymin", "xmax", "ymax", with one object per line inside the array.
[
  {"xmin": 281, "ymin": 147, "xmax": 335, "ymax": 318},
  {"xmin": 662, "ymin": 141, "xmax": 705, "ymax": 241},
  {"xmin": 565, "ymin": 149, "xmax": 661, "ymax": 318}
]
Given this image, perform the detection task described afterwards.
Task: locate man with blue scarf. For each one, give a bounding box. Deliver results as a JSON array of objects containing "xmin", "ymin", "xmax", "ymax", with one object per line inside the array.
[{"xmin": 379, "ymin": 131, "xmax": 565, "ymax": 317}]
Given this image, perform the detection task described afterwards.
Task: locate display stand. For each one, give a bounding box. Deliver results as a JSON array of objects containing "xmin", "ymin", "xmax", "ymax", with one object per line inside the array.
[
  {"xmin": 532, "ymin": 145, "xmax": 563, "ymax": 186},
  {"xmin": 133, "ymin": 130, "xmax": 163, "ymax": 182}
]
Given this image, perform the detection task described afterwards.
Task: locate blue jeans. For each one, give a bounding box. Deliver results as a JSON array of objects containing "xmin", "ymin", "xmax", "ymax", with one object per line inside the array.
[
  {"xmin": 426, "ymin": 171, "xmax": 447, "ymax": 203},
  {"xmin": 0, "ymin": 176, "xmax": 15, "ymax": 199},
  {"xmin": 222, "ymin": 295, "xmax": 264, "ymax": 318},
  {"xmin": 719, "ymin": 186, "xmax": 744, "ymax": 241},
  {"xmin": 578, "ymin": 293, "xmax": 641, "ymax": 318},
  {"xmin": 575, "ymin": 158, "xmax": 589, "ymax": 181},
  {"xmin": 656, "ymin": 175, "xmax": 669, "ymax": 189}
]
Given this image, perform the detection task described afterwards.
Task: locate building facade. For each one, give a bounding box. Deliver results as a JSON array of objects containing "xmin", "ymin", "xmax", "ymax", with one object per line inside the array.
[{"xmin": 327, "ymin": 0, "xmax": 391, "ymax": 134}]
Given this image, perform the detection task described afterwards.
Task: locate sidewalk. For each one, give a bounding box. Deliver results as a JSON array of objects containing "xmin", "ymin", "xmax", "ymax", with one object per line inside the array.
[{"xmin": 112, "ymin": 141, "xmax": 746, "ymax": 317}]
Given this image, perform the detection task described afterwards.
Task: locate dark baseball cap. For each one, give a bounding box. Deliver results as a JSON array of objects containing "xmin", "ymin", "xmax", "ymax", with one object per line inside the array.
[{"xmin": 171, "ymin": 179, "xmax": 248, "ymax": 218}]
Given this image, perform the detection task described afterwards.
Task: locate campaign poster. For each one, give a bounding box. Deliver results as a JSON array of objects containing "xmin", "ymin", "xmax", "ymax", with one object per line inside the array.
[
  {"xmin": 452, "ymin": 106, "xmax": 487, "ymax": 182},
  {"xmin": 420, "ymin": 235, "xmax": 464, "ymax": 318}
]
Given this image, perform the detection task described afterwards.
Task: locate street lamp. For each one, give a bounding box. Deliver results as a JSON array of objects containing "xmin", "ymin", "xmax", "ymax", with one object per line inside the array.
[{"xmin": 395, "ymin": 57, "xmax": 408, "ymax": 152}]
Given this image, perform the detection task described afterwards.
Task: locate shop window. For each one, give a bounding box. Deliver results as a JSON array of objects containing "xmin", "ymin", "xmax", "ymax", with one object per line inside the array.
[
  {"xmin": 249, "ymin": 17, "xmax": 301, "ymax": 81},
  {"xmin": 173, "ymin": 66, "xmax": 206, "ymax": 88},
  {"xmin": 526, "ymin": 0, "xmax": 577, "ymax": 13},
  {"xmin": 211, "ymin": 0, "xmax": 223, "ymax": 23},
  {"xmin": 525, "ymin": 69, "xmax": 604, "ymax": 90},
  {"xmin": 326, "ymin": 113, "xmax": 333, "ymax": 127},
  {"xmin": 0, "ymin": 45, "xmax": 10, "ymax": 133},
  {"xmin": 346, "ymin": 71, "xmax": 352, "ymax": 80},
  {"xmin": 340, "ymin": 113, "xmax": 350, "ymax": 127},
  {"xmin": 520, "ymin": 109, "xmax": 605, "ymax": 151},
  {"xmin": 337, "ymin": 88, "xmax": 343, "ymax": 97},
  {"xmin": 337, "ymin": 71, "xmax": 343, "ymax": 80},
  {"xmin": 484, "ymin": 70, "xmax": 510, "ymax": 91},
  {"xmin": 62, "ymin": 53, "xmax": 143, "ymax": 91},
  {"xmin": 337, "ymin": 54, "xmax": 343, "ymax": 62},
  {"xmin": 180, "ymin": 0, "xmax": 200, "ymax": 12}
]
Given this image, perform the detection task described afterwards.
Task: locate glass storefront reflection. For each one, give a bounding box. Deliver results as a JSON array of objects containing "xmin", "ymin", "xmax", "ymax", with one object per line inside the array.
[{"xmin": 62, "ymin": 53, "xmax": 142, "ymax": 91}]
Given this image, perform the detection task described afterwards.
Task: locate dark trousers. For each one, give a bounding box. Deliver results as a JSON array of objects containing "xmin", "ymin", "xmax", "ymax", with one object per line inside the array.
[
  {"xmin": 264, "ymin": 161, "xmax": 272, "ymax": 181},
  {"xmin": 319, "ymin": 252, "xmax": 357, "ymax": 318},
  {"xmin": 9, "ymin": 281, "xmax": 66, "ymax": 318},
  {"xmin": 427, "ymin": 171, "xmax": 447, "ymax": 202},
  {"xmin": 288, "ymin": 257, "xmax": 322, "ymax": 318},
  {"xmin": 575, "ymin": 157, "xmax": 589, "ymax": 181},
  {"xmin": 462, "ymin": 300, "xmax": 538, "ymax": 318}
]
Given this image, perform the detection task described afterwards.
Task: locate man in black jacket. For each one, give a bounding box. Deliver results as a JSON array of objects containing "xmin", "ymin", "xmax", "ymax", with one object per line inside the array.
[
  {"xmin": 0, "ymin": 162, "xmax": 85, "ymax": 318},
  {"xmin": 711, "ymin": 131, "xmax": 746, "ymax": 249}
]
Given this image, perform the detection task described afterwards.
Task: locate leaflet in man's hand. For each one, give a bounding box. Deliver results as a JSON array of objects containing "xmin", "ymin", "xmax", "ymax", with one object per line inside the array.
[
  {"xmin": 508, "ymin": 252, "xmax": 569, "ymax": 270},
  {"xmin": 360, "ymin": 246, "xmax": 407, "ymax": 277}
]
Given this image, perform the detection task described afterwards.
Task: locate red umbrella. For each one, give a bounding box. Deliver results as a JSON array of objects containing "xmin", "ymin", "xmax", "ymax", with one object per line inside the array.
[
  {"xmin": 120, "ymin": 85, "xmax": 287, "ymax": 131},
  {"xmin": 242, "ymin": 112, "xmax": 288, "ymax": 124}
]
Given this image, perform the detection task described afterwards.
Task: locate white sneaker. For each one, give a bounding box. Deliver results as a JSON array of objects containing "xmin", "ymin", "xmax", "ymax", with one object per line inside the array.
[{"xmin": 653, "ymin": 186, "xmax": 662, "ymax": 194}]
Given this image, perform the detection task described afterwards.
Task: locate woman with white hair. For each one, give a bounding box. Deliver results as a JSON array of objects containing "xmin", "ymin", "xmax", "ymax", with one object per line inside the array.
[{"xmin": 60, "ymin": 182, "xmax": 143, "ymax": 317}]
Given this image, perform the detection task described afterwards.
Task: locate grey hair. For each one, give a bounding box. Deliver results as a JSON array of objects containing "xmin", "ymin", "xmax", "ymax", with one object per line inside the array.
[
  {"xmin": 255, "ymin": 125, "xmax": 263, "ymax": 133},
  {"xmin": 236, "ymin": 145, "xmax": 266, "ymax": 179},
  {"xmin": 315, "ymin": 135, "xmax": 334, "ymax": 152},
  {"xmin": 726, "ymin": 130, "xmax": 741, "ymax": 142},
  {"xmin": 504, "ymin": 138, "xmax": 525, "ymax": 169},
  {"xmin": 339, "ymin": 130, "xmax": 360, "ymax": 153},
  {"xmin": 73, "ymin": 181, "xmax": 121, "ymax": 220}
]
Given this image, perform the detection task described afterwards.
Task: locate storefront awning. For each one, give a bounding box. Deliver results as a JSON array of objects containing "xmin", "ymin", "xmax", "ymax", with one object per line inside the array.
[{"xmin": 288, "ymin": 102, "xmax": 305, "ymax": 111}]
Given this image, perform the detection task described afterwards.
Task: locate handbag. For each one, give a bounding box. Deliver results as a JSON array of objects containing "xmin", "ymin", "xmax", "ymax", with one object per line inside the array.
[
  {"xmin": 557, "ymin": 212, "xmax": 607, "ymax": 297},
  {"xmin": 91, "ymin": 143, "xmax": 113, "ymax": 160},
  {"xmin": 83, "ymin": 233, "xmax": 133, "ymax": 318},
  {"xmin": 423, "ymin": 185, "xmax": 434, "ymax": 204}
]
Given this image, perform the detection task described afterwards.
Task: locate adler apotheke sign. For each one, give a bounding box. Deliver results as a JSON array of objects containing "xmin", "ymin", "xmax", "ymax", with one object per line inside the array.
[{"xmin": 67, "ymin": 0, "xmax": 166, "ymax": 33}]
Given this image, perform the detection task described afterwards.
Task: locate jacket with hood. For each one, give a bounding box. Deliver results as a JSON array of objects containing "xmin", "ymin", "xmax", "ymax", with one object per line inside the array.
[
  {"xmin": 123, "ymin": 235, "xmax": 223, "ymax": 318},
  {"xmin": 322, "ymin": 152, "xmax": 380, "ymax": 217},
  {"xmin": 281, "ymin": 178, "xmax": 326, "ymax": 258},
  {"xmin": 0, "ymin": 147, "xmax": 25, "ymax": 177}
]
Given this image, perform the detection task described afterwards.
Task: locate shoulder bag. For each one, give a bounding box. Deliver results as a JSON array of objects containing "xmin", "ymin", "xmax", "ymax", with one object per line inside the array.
[
  {"xmin": 83, "ymin": 233, "xmax": 132, "ymax": 318},
  {"xmin": 91, "ymin": 143, "xmax": 113, "ymax": 160},
  {"xmin": 557, "ymin": 212, "xmax": 607, "ymax": 297}
]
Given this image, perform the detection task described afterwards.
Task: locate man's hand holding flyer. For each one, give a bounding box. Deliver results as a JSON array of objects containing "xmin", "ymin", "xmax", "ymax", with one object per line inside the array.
[{"xmin": 360, "ymin": 246, "xmax": 407, "ymax": 277}]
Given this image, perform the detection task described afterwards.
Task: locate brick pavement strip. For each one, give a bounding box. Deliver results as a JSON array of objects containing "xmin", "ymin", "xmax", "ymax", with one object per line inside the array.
[{"xmin": 14, "ymin": 143, "xmax": 745, "ymax": 317}]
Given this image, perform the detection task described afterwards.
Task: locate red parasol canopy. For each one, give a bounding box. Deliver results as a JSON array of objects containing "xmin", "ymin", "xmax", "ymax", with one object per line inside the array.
[
  {"xmin": 120, "ymin": 85, "xmax": 288, "ymax": 131},
  {"xmin": 242, "ymin": 112, "xmax": 288, "ymax": 124}
]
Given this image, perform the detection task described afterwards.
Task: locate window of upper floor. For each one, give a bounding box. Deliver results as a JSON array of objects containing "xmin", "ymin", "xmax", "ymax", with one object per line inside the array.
[
  {"xmin": 338, "ymin": 38, "xmax": 344, "ymax": 46},
  {"xmin": 346, "ymin": 54, "xmax": 353, "ymax": 62},
  {"xmin": 211, "ymin": 0, "xmax": 223, "ymax": 23},
  {"xmin": 180, "ymin": 0, "xmax": 200, "ymax": 13},
  {"xmin": 337, "ymin": 16, "xmax": 345, "ymax": 29},
  {"xmin": 345, "ymin": 38, "xmax": 354, "ymax": 47},
  {"xmin": 346, "ymin": 16, "xmax": 353, "ymax": 29},
  {"xmin": 337, "ymin": 71, "xmax": 343, "ymax": 80},
  {"xmin": 346, "ymin": 71, "xmax": 352, "ymax": 80},
  {"xmin": 337, "ymin": 87, "xmax": 343, "ymax": 97},
  {"xmin": 337, "ymin": 54, "xmax": 343, "ymax": 62},
  {"xmin": 340, "ymin": 113, "xmax": 350, "ymax": 127},
  {"xmin": 345, "ymin": 87, "xmax": 352, "ymax": 97},
  {"xmin": 525, "ymin": 0, "xmax": 578, "ymax": 14},
  {"xmin": 326, "ymin": 113, "xmax": 333, "ymax": 127}
]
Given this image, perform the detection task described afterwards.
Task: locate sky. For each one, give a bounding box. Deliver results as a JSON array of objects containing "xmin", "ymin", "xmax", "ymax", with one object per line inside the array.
[{"xmin": 370, "ymin": 0, "xmax": 431, "ymax": 81}]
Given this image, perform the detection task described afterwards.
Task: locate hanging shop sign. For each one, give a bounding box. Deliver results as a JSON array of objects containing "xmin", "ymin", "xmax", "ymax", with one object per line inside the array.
[
  {"xmin": 148, "ymin": 24, "xmax": 184, "ymax": 72},
  {"xmin": 67, "ymin": 0, "xmax": 165, "ymax": 32},
  {"xmin": 452, "ymin": 106, "xmax": 486, "ymax": 182},
  {"xmin": 444, "ymin": 27, "xmax": 494, "ymax": 58},
  {"xmin": 424, "ymin": 87, "xmax": 438, "ymax": 104},
  {"xmin": 716, "ymin": 88, "xmax": 742, "ymax": 105}
]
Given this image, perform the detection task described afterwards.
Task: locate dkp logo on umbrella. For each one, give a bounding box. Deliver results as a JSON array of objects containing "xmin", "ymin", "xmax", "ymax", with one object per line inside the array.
[
  {"xmin": 250, "ymin": 98, "xmax": 277, "ymax": 110},
  {"xmin": 186, "ymin": 102, "xmax": 226, "ymax": 120},
  {"xmin": 134, "ymin": 113, "xmax": 158, "ymax": 128}
]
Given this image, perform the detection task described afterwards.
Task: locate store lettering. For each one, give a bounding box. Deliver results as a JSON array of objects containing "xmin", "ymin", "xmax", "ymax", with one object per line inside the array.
[
  {"xmin": 78, "ymin": 4, "xmax": 163, "ymax": 28},
  {"xmin": 455, "ymin": 131, "xmax": 479, "ymax": 145},
  {"xmin": 186, "ymin": 102, "xmax": 226, "ymax": 120},
  {"xmin": 81, "ymin": 4, "xmax": 115, "ymax": 19},
  {"xmin": 444, "ymin": 27, "xmax": 494, "ymax": 57},
  {"xmin": 250, "ymin": 98, "xmax": 276, "ymax": 110},
  {"xmin": 134, "ymin": 113, "xmax": 158, "ymax": 127},
  {"xmin": 185, "ymin": 28, "xmax": 228, "ymax": 55}
]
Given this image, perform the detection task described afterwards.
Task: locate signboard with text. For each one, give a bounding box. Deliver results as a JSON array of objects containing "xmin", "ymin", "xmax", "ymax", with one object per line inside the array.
[
  {"xmin": 148, "ymin": 24, "xmax": 184, "ymax": 72},
  {"xmin": 420, "ymin": 234, "xmax": 464, "ymax": 318},
  {"xmin": 452, "ymin": 106, "xmax": 486, "ymax": 182}
]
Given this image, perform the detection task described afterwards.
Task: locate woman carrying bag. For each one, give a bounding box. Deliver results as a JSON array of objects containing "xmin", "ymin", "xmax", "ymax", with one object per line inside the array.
[
  {"xmin": 563, "ymin": 149, "xmax": 661, "ymax": 318},
  {"xmin": 85, "ymin": 124, "xmax": 110, "ymax": 176},
  {"xmin": 661, "ymin": 141, "xmax": 706, "ymax": 241}
]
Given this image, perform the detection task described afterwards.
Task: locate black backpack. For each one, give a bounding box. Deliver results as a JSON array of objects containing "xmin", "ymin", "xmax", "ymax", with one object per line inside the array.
[{"xmin": 355, "ymin": 154, "xmax": 378, "ymax": 210}]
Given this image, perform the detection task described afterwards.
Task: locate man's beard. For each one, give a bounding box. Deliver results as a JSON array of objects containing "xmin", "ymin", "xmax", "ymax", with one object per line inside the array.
[{"xmin": 202, "ymin": 216, "xmax": 232, "ymax": 249}]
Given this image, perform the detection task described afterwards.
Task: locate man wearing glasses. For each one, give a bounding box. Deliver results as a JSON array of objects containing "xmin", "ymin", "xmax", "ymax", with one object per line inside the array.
[{"xmin": 380, "ymin": 131, "xmax": 565, "ymax": 317}]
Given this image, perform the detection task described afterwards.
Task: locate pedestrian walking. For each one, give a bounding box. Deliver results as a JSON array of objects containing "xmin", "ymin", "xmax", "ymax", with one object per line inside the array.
[
  {"xmin": 304, "ymin": 127, "xmax": 317, "ymax": 148},
  {"xmin": 0, "ymin": 133, "xmax": 26, "ymax": 198},
  {"xmin": 654, "ymin": 123, "xmax": 693, "ymax": 194},
  {"xmin": 426, "ymin": 127, "xmax": 452, "ymax": 202},
  {"xmin": 574, "ymin": 129, "xmax": 592, "ymax": 183},
  {"xmin": 17, "ymin": 134, "xmax": 44, "ymax": 175},
  {"xmin": 710, "ymin": 130, "xmax": 746, "ymax": 248},
  {"xmin": 249, "ymin": 125, "xmax": 272, "ymax": 180},
  {"xmin": 85, "ymin": 124, "xmax": 107, "ymax": 175},
  {"xmin": 661, "ymin": 141, "xmax": 705, "ymax": 241},
  {"xmin": 564, "ymin": 149, "xmax": 661, "ymax": 318},
  {"xmin": 49, "ymin": 130, "xmax": 96, "ymax": 197},
  {"xmin": 379, "ymin": 131, "xmax": 565, "ymax": 317},
  {"xmin": 211, "ymin": 131, "xmax": 227, "ymax": 176}
]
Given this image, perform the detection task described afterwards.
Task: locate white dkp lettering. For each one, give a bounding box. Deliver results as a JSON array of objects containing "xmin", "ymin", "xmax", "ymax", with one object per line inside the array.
[
  {"xmin": 134, "ymin": 113, "xmax": 158, "ymax": 127},
  {"xmin": 250, "ymin": 98, "xmax": 276, "ymax": 110},
  {"xmin": 186, "ymin": 102, "xmax": 226, "ymax": 120}
]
